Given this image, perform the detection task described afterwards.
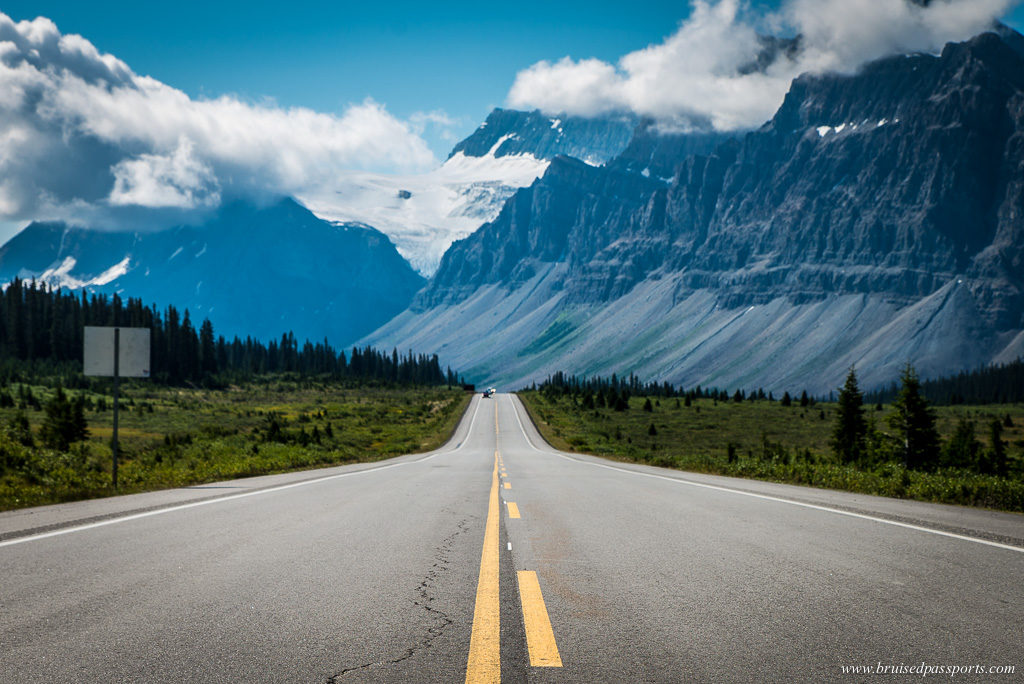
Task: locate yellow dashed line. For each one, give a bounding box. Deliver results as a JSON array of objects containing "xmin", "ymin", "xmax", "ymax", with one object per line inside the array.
[
  {"xmin": 517, "ymin": 571, "xmax": 562, "ymax": 667},
  {"xmin": 507, "ymin": 502, "xmax": 520, "ymax": 519}
]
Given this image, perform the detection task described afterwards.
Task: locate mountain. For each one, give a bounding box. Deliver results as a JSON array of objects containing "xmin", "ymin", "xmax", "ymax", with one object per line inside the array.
[
  {"xmin": 299, "ymin": 109, "xmax": 638, "ymax": 275},
  {"xmin": 608, "ymin": 120, "xmax": 735, "ymax": 180},
  {"xmin": 364, "ymin": 30, "xmax": 1024, "ymax": 394},
  {"xmin": 449, "ymin": 108, "xmax": 638, "ymax": 164},
  {"xmin": 0, "ymin": 198, "xmax": 424, "ymax": 345}
]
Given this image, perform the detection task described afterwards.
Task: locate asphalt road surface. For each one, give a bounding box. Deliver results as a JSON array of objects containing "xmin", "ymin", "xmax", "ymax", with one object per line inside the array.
[{"xmin": 2, "ymin": 393, "xmax": 1022, "ymax": 682}]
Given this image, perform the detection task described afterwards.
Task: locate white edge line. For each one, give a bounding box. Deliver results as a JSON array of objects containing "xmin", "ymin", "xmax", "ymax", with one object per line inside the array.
[
  {"xmin": 1, "ymin": 396, "xmax": 484, "ymax": 549},
  {"xmin": 507, "ymin": 395, "xmax": 1024, "ymax": 555}
]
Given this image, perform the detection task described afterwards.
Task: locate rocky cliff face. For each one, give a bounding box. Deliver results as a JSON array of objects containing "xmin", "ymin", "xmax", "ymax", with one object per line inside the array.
[
  {"xmin": 369, "ymin": 30, "xmax": 1024, "ymax": 392},
  {"xmin": 607, "ymin": 121, "xmax": 735, "ymax": 180}
]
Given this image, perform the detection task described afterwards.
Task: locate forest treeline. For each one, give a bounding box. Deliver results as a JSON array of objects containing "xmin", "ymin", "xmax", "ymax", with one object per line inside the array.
[
  {"xmin": 0, "ymin": 278, "xmax": 452, "ymax": 386},
  {"xmin": 530, "ymin": 370, "xmax": 813, "ymax": 408},
  {"xmin": 866, "ymin": 358, "xmax": 1024, "ymax": 405}
]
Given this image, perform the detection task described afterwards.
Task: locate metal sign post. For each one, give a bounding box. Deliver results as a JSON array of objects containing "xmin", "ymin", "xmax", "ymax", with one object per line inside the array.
[
  {"xmin": 84, "ymin": 326, "xmax": 150, "ymax": 489},
  {"xmin": 112, "ymin": 329, "xmax": 120, "ymax": 489}
]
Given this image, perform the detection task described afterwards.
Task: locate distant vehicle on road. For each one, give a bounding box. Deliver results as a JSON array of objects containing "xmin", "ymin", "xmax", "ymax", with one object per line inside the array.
[{"xmin": 482, "ymin": 387, "xmax": 496, "ymax": 398}]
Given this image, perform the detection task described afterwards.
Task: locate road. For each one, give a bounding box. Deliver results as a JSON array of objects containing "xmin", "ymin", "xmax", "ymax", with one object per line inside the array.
[{"xmin": 1, "ymin": 393, "xmax": 1022, "ymax": 682}]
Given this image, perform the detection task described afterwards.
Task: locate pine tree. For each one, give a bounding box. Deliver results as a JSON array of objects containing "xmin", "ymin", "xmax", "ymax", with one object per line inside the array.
[
  {"xmin": 40, "ymin": 386, "xmax": 88, "ymax": 451},
  {"xmin": 582, "ymin": 390, "xmax": 595, "ymax": 410},
  {"xmin": 889, "ymin": 365, "xmax": 940, "ymax": 471},
  {"xmin": 7, "ymin": 410, "xmax": 34, "ymax": 447},
  {"xmin": 985, "ymin": 418, "xmax": 1007, "ymax": 477},
  {"xmin": 942, "ymin": 418, "xmax": 980, "ymax": 470},
  {"xmin": 199, "ymin": 319, "xmax": 217, "ymax": 375},
  {"xmin": 781, "ymin": 391, "xmax": 792, "ymax": 407},
  {"xmin": 830, "ymin": 368, "xmax": 867, "ymax": 465}
]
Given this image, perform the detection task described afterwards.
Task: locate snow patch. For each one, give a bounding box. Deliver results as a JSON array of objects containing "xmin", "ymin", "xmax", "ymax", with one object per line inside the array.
[
  {"xmin": 92, "ymin": 257, "xmax": 131, "ymax": 286},
  {"xmin": 818, "ymin": 118, "xmax": 899, "ymax": 138},
  {"xmin": 486, "ymin": 133, "xmax": 516, "ymax": 157},
  {"xmin": 168, "ymin": 246, "xmax": 183, "ymax": 261},
  {"xmin": 549, "ymin": 118, "xmax": 561, "ymax": 129},
  {"xmin": 300, "ymin": 151, "xmax": 549, "ymax": 275},
  {"xmin": 34, "ymin": 255, "xmax": 130, "ymax": 289}
]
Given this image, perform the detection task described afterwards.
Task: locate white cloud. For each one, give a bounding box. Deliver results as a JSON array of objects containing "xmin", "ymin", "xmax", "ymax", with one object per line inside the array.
[
  {"xmin": 110, "ymin": 138, "xmax": 220, "ymax": 209},
  {"xmin": 507, "ymin": 0, "xmax": 1020, "ymax": 131},
  {"xmin": 0, "ymin": 11, "xmax": 438, "ymax": 223}
]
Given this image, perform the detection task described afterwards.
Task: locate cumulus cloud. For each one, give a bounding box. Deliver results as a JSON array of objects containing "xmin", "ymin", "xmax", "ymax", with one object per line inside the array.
[
  {"xmin": 0, "ymin": 12, "xmax": 437, "ymax": 224},
  {"xmin": 110, "ymin": 138, "xmax": 221, "ymax": 209},
  {"xmin": 507, "ymin": 0, "xmax": 1021, "ymax": 131}
]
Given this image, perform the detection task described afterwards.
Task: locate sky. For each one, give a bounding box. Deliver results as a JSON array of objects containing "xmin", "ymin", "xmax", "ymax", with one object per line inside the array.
[
  {"xmin": 0, "ymin": 0, "xmax": 768, "ymax": 158},
  {"xmin": 0, "ymin": 0, "xmax": 1021, "ymax": 241}
]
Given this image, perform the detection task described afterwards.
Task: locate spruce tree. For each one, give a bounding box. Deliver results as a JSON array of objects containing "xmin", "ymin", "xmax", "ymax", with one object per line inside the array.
[
  {"xmin": 830, "ymin": 368, "xmax": 867, "ymax": 464},
  {"xmin": 943, "ymin": 418, "xmax": 980, "ymax": 470},
  {"xmin": 40, "ymin": 386, "xmax": 88, "ymax": 451},
  {"xmin": 889, "ymin": 365, "xmax": 940, "ymax": 470},
  {"xmin": 987, "ymin": 418, "xmax": 1008, "ymax": 477}
]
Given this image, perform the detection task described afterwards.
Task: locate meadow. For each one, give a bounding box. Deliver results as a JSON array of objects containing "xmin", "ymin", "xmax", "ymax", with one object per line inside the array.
[
  {"xmin": 0, "ymin": 378, "xmax": 470, "ymax": 511},
  {"xmin": 518, "ymin": 391, "xmax": 1024, "ymax": 512}
]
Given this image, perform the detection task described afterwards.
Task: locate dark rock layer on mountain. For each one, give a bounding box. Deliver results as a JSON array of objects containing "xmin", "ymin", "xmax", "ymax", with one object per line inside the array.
[
  {"xmin": 608, "ymin": 120, "xmax": 736, "ymax": 180},
  {"xmin": 448, "ymin": 108, "xmax": 638, "ymax": 163},
  {"xmin": 0, "ymin": 198, "xmax": 424, "ymax": 345},
  {"xmin": 380, "ymin": 30, "xmax": 1024, "ymax": 391}
]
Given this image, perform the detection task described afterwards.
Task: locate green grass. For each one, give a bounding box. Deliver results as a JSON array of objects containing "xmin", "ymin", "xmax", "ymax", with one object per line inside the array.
[
  {"xmin": 0, "ymin": 379, "xmax": 471, "ymax": 511},
  {"xmin": 518, "ymin": 391, "xmax": 1024, "ymax": 513}
]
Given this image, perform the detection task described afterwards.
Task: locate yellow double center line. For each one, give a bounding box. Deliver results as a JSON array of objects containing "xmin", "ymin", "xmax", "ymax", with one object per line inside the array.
[
  {"xmin": 466, "ymin": 452, "xmax": 501, "ymax": 683},
  {"xmin": 466, "ymin": 400, "xmax": 561, "ymax": 681}
]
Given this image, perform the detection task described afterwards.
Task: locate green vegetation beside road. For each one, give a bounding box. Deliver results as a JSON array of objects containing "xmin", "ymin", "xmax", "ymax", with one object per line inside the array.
[
  {"xmin": 0, "ymin": 379, "xmax": 470, "ymax": 511},
  {"xmin": 517, "ymin": 389, "xmax": 1024, "ymax": 512}
]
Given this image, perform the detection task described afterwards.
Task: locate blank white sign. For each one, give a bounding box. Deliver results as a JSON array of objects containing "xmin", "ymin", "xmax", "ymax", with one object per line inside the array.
[{"xmin": 84, "ymin": 327, "xmax": 151, "ymax": 378}]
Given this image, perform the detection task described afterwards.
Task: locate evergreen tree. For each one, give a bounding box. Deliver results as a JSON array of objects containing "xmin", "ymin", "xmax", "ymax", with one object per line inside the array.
[
  {"xmin": 581, "ymin": 390, "xmax": 595, "ymax": 410},
  {"xmin": 7, "ymin": 410, "xmax": 34, "ymax": 447},
  {"xmin": 943, "ymin": 418, "xmax": 980, "ymax": 469},
  {"xmin": 830, "ymin": 368, "xmax": 867, "ymax": 465},
  {"xmin": 781, "ymin": 391, "xmax": 792, "ymax": 407},
  {"xmin": 39, "ymin": 386, "xmax": 88, "ymax": 451},
  {"xmin": 642, "ymin": 397, "xmax": 653, "ymax": 412},
  {"xmin": 799, "ymin": 390, "xmax": 809, "ymax": 407},
  {"xmin": 199, "ymin": 319, "xmax": 217, "ymax": 375},
  {"xmin": 986, "ymin": 418, "xmax": 1008, "ymax": 477},
  {"xmin": 889, "ymin": 365, "xmax": 940, "ymax": 470}
]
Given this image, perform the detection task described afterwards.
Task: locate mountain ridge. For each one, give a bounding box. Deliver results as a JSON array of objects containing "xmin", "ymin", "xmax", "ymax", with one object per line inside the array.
[{"xmin": 365, "ymin": 29, "xmax": 1024, "ymax": 393}]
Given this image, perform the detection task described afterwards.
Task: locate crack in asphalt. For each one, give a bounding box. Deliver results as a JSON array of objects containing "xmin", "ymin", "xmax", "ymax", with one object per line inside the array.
[{"xmin": 326, "ymin": 517, "xmax": 471, "ymax": 682}]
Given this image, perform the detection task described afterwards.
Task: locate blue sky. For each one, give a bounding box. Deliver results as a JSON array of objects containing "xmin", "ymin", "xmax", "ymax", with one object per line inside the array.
[
  {"xmin": 0, "ymin": 1, "xmax": 785, "ymax": 156},
  {"xmin": 2, "ymin": 1, "xmax": 1022, "ymax": 157}
]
